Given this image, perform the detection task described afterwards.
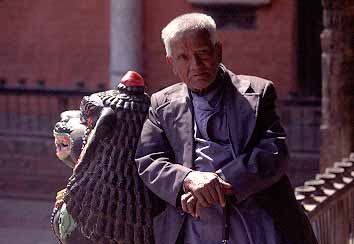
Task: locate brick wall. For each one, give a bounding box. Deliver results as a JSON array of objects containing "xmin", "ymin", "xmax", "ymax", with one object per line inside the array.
[
  {"xmin": 143, "ymin": 0, "xmax": 298, "ymax": 97},
  {"xmin": 0, "ymin": 0, "xmax": 110, "ymax": 90},
  {"xmin": 0, "ymin": 0, "xmax": 298, "ymax": 94},
  {"xmin": 0, "ymin": 1, "xmax": 109, "ymax": 199}
]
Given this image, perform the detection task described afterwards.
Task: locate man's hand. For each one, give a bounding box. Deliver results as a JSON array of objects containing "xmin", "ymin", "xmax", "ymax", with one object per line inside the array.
[
  {"xmin": 181, "ymin": 192, "xmax": 197, "ymax": 217},
  {"xmin": 181, "ymin": 192, "xmax": 204, "ymax": 218},
  {"xmin": 183, "ymin": 171, "xmax": 233, "ymax": 208}
]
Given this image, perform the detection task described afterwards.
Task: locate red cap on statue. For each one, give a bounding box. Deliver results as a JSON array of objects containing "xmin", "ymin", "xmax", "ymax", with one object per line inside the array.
[{"xmin": 120, "ymin": 71, "xmax": 144, "ymax": 87}]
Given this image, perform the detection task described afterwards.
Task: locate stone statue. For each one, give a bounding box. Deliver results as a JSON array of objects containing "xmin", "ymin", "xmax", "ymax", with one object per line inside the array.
[{"xmin": 51, "ymin": 71, "xmax": 160, "ymax": 244}]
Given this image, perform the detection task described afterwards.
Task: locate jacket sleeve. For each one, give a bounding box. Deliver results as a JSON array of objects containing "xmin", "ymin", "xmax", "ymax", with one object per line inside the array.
[
  {"xmin": 216, "ymin": 81, "xmax": 289, "ymax": 203},
  {"xmin": 135, "ymin": 94, "xmax": 192, "ymax": 207}
]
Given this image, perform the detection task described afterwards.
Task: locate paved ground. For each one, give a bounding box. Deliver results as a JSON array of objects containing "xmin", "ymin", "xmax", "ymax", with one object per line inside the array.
[{"xmin": 0, "ymin": 198, "xmax": 58, "ymax": 244}]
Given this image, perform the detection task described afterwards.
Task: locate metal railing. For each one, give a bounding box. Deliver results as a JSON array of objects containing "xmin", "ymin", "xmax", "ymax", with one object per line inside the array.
[
  {"xmin": 0, "ymin": 86, "xmax": 97, "ymax": 138},
  {"xmin": 296, "ymin": 153, "xmax": 354, "ymax": 244}
]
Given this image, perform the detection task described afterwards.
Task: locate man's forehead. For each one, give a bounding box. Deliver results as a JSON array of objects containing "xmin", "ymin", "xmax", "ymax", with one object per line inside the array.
[
  {"xmin": 170, "ymin": 30, "xmax": 213, "ymax": 50},
  {"xmin": 173, "ymin": 28, "xmax": 210, "ymax": 41}
]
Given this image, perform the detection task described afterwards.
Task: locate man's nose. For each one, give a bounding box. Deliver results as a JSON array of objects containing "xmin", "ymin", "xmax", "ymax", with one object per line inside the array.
[{"xmin": 190, "ymin": 54, "xmax": 203, "ymax": 68}]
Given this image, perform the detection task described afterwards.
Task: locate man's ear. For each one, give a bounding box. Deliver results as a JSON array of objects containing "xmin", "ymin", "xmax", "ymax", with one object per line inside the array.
[
  {"xmin": 215, "ymin": 41, "xmax": 223, "ymax": 63},
  {"xmin": 166, "ymin": 56, "xmax": 177, "ymax": 75},
  {"xmin": 166, "ymin": 56, "xmax": 173, "ymax": 66}
]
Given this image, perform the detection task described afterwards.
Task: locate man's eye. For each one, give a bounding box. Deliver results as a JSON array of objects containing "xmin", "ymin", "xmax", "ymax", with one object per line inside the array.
[
  {"xmin": 177, "ymin": 54, "xmax": 188, "ymax": 61},
  {"xmin": 198, "ymin": 49, "xmax": 209, "ymax": 55}
]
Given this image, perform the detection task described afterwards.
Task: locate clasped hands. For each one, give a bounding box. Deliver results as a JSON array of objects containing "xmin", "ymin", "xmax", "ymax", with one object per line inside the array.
[{"xmin": 181, "ymin": 171, "xmax": 233, "ymax": 218}]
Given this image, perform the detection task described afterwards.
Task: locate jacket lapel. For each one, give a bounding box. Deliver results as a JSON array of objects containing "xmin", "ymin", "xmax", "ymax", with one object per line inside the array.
[
  {"xmin": 225, "ymin": 73, "xmax": 259, "ymax": 156},
  {"xmin": 167, "ymin": 85, "xmax": 194, "ymax": 169}
]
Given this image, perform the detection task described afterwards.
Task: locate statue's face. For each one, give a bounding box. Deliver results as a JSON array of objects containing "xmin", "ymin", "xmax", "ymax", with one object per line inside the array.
[
  {"xmin": 54, "ymin": 133, "xmax": 73, "ymax": 161},
  {"xmin": 53, "ymin": 114, "xmax": 86, "ymax": 168},
  {"xmin": 166, "ymin": 29, "xmax": 222, "ymax": 93}
]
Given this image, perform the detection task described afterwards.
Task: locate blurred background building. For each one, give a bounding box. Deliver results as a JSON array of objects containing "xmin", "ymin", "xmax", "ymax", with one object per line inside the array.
[{"xmin": 0, "ymin": 1, "xmax": 352, "ymax": 243}]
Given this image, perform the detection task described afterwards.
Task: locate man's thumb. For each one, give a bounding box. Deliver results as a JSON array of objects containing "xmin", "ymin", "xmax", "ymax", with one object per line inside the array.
[{"xmin": 218, "ymin": 178, "xmax": 232, "ymax": 188}]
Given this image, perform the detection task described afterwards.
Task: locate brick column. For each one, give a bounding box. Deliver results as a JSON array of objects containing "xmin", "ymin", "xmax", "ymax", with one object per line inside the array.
[
  {"xmin": 320, "ymin": 0, "xmax": 354, "ymax": 170},
  {"xmin": 110, "ymin": 0, "xmax": 143, "ymax": 87}
]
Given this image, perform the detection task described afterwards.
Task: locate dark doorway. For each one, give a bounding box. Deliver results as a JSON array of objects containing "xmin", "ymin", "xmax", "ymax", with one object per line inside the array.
[{"xmin": 297, "ymin": 0, "xmax": 323, "ymax": 97}]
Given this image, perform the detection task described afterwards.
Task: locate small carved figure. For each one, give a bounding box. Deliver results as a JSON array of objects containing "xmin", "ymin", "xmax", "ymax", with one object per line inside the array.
[
  {"xmin": 51, "ymin": 71, "xmax": 160, "ymax": 244},
  {"xmin": 53, "ymin": 110, "xmax": 86, "ymax": 168}
]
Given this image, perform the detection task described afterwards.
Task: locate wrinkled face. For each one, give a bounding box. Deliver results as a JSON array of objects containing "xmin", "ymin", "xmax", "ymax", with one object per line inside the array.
[{"xmin": 166, "ymin": 29, "xmax": 222, "ymax": 92}]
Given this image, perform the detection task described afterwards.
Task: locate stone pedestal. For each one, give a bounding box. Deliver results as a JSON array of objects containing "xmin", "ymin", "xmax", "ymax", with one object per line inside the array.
[{"xmin": 320, "ymin": 0, "xmax": 354, "ymax": 170}]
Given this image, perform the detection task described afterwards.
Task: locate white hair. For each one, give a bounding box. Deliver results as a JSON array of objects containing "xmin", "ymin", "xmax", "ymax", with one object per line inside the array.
[{"xmin": 161, "ymin": 13, "xmax": 217, "ymax": 56}]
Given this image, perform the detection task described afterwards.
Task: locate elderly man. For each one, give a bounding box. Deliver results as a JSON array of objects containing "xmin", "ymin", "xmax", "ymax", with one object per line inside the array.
[{"xmin": 135, "ymin": 13, "xmax": 317, "ymax": 244}]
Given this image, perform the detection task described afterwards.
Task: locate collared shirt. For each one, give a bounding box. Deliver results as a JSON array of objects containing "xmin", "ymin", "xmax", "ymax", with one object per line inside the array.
[{"xmin": 184, "ymin": 67, "xmax": 282, "ymax": 244}]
